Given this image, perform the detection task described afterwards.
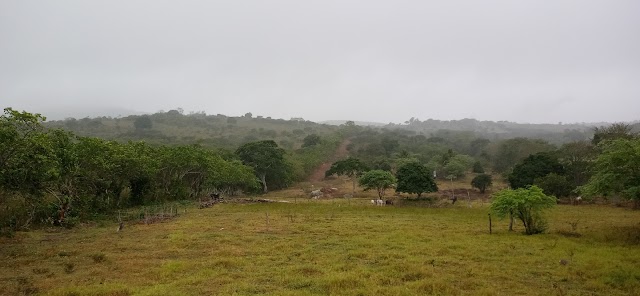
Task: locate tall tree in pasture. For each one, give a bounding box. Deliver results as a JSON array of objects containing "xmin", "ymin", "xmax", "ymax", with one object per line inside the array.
[
  {"xmin": 395, "ymin": 162, "xmax": 438, "ymax": 198},
  {"xmin": 591, "ymin": 123, "xmax": 637, "ymax": 146},
  {"xmin": 471, "ymin": 174, "xmax": 492, "ymax": 194},
  {"xmin": 325, "ymin": 157, "xmax": 369, "ymax": 195},
  {"xmin": 359, "ymin": 170, "xmax": 397, "ymax": 200},
  {"xmin": 508, "ymin": 152, "xmax": 564, "ymax": 189},
  {"xmin": 490, "ymin": 186, "xmax": 556, "ymax": 235},
  {"xmin": 581, "ymin": 139, "xmax": 640, "ymax": 207},
  {"xmin": 235, "ymin": 140, "xmax": 290, "ymax": 193}
]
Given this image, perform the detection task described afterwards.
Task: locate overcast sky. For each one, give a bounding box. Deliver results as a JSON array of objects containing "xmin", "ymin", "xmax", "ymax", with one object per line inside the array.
[{"xmin": 1, "ymin": 1, "xmax": 639, "ymax": 123}]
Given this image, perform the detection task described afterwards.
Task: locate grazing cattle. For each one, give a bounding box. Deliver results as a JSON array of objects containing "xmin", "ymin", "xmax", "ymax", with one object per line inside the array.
[
  {"xmin": 371, "ymin": 199, "xmax": 384, "ymax": 206},
  {"xmin": 574, "ymin": 196, "xmax": 582, "ymax": 205},
  {"xmin": 385, "ymin": 199, "xmax": 393, "ymax": 205},
  {"xmin": 310, "ymin": 190, "xmax": 323, "ymax": 198}
]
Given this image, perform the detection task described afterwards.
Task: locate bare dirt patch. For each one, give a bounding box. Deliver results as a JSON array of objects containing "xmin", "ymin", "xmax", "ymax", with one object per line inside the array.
[{"xmin": 307, "ymin": 138, "xmax": 351, "ymax": 183}]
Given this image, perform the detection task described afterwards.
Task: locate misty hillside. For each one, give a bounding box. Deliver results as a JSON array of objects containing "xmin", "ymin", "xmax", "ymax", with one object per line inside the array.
[
  {"xmin": 43, "ymin": 109, "xmax": 640, "ymax": 148},
  {"xmin": 44, "ymin": 110, "xmax": 338, "ymax": 149}
]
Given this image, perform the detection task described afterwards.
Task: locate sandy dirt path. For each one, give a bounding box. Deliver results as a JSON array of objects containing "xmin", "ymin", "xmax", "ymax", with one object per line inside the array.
[{"xmin": 307, "ymin": 138, "xmax": 351, "ymax": 182}]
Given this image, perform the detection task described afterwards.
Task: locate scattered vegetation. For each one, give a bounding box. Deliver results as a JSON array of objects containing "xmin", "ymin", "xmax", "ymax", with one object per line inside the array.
[
  {"xmin": 2, "ymin": 107, "xmax": 640, "ymax": 294},
  {"xmin": 491, "ymin": 186, "xmax": 557, "ymax": 235}
]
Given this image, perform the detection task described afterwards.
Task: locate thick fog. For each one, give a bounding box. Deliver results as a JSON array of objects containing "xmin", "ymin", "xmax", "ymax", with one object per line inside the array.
[{"xmin": 1, "ymin": 1, "xmax": 638, "ymax": 123}]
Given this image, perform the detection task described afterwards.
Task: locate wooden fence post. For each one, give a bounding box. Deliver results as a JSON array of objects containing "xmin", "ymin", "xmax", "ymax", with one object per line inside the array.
[{"xmin": 489, "ymin": 213, "xmax": 492, "ymax": 234}]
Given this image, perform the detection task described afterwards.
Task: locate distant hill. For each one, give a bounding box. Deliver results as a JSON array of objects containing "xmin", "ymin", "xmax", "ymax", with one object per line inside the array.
[
  {"xmin": 386, "ymin": 118, "xmax": 596, "ymax": 145},
  {"xmin": 42, "ymin": 108, "xmax": 640, "ymax": 149},
  {"xmin": 39, "ymin": 106, "xmax": 144, "ymax": 121},
  {"xmin": 319, "ymin": 120, "xmax": 387, "ymax": 127},
  {"xmin": 45, "ymin": 110, "xmax": 339, "ymax": 150}
]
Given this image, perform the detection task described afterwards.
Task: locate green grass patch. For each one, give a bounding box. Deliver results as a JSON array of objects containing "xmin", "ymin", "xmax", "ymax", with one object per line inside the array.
[{"xmin": 1, "ymin": 200, "xmax": 639, "ymax": 295}]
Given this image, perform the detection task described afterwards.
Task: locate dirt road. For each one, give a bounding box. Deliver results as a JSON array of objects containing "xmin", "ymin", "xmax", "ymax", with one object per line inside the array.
[{"xmin": 307, "ymin": 138, "xmax": 351, "ymax": 182}]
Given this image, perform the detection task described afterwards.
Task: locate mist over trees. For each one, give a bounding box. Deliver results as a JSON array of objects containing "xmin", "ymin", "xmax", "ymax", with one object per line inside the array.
[{"xmin": 3, "ymin": 106, "xmax": 640, "ymax": 234}]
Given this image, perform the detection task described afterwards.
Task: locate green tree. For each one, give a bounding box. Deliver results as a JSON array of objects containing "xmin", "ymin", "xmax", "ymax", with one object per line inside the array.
[
  {"xmin": 508, "ymin": 152, "xmax": 564, "ymax": 189},
  {"xmin": 302, "ymin": 134, "xmax": 321, "ymax": 148},
  {"xmin": 491, "ymin": 138, "xmax": 555, "ymax": 173},
  {"xmin": 490, "ymin": 186, "xmax": 556, "ymax": 235},
  {"xmin": 0, "ymin": 108, "xmax": 70, "ymax": 229},
  {"xmin": 472, "ymin": 161, "xmax": 485, "ymax": 173},
  {"xmin": 395, "ymin": 162, "xmax": 438, "ymax": 198},
  {"xmin": 443, "ymin": 154, "xmax": 474, "ymax": 178},
  {"xmin": 325, "ymin": 157, "xmax": 368, "ymax": 195},
  {"xmin": 471, "ymin": 174, "xmax": 492, "ymax": 194},
  {"xmin": 235, "ymin": 140, "xmax": 290, "ymax": 193},
  {"xmin": 133, "ymin": 115, "xmax": 153, "ymax": 130},
  {"xmin": 381, "ymin": 137, "xmax": 399, "ymax": 157},
  {"xmin": 592, "ymin": 123, "xmax": 637, "ymax": 146},
  {"xmin": 359, "ymin": 170, "xmax": 396, "ymax": 199},
  {"xmin": 557, "ymin": 141, "xmax": 596, "ymax": 188},
  {"xmin": 581, "ymin": 139, "xmax": 640, "ymax": 206},
  {"xmin": 534, "ymin": 173, "xmax": 572, "ymax": 198}
]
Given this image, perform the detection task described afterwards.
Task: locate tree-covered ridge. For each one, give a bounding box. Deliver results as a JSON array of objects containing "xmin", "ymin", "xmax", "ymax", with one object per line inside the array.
[
  {"xmin": 391, "ymin": 117, "xmax": 605, "ymax": 145},
  {"xmin": 44, "ymin": 109, "xmax": 339, "ymax": 150},
  {"xmin": 2, "ymin": 108, "xmax": 348, "ymax": 232}
]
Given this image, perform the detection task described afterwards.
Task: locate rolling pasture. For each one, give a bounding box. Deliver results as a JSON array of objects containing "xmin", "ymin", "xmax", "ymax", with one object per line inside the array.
[{"xmin": 1, "ymin": 190, "xmax": 639, "ymax": 296}]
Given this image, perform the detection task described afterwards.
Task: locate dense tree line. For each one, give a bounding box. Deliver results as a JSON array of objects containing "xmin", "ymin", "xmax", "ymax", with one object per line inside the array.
[
  {"xmin": 2, "ymin": 108, "xmax": 345, "ymax": 233},
  {"xmin": 4, "ymin": 106, "xmax": 639, "ymax": 235},
  {"xmin": 0, "ymin": 108, "xmax": 259, "ymax": 232},
  {"xmin": 45, "ymin": 109, "xmax": 338, "ymax": 150},
  {"xmin": 338, "ymin": 121, "xmax": 639, "ymax": 206}
]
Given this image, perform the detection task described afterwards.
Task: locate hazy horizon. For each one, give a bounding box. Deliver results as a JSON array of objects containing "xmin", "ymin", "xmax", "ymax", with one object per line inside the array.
[{"xmin": 2, "ymin": 1, "xmax": 639, "ymax": 124}]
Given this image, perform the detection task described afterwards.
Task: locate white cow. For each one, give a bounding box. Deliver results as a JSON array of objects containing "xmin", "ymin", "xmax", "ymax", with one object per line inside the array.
[{"xmin": 371, "ymin": 199, "xmax": 384, "ymax": 206}]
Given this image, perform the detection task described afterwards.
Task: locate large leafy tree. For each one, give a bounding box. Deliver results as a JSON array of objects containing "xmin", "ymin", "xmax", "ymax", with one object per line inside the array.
[
  {"xmin": 395, "ymin": 162, "xmax": 437, "ymax": 198},
  {"xmin": 325, "ymin": 157, "xmax": 368, "ymax": 195},
  {"xmin": 592, "ymin": 123, "xmax": 637, "ymax": 146},
  {"xmin": 534, "ymin": 173, "xmax": 572, "ymax": 198},
  {"xmin": 508, "ymin": 152, "xmax": 564, "ymax": 189},
  {"xmin": 557, "ymin": 141, "xmax": 596, "ymax": 188},
  {"xmin": 235, "ymin": 140, "xmax": 291, "ymax": 193},
  {"xmin": 471, "ymin": 174, "xmax": 493, "ymax": 194},
  {"xmin": 581, "ymin": 139, "xmax": 640, "ymax": 206},
  {"xmin": 443, "ymin": 154, "xmax": 474, "ymax": 178},
  {"xmin": 491, "ymin": 138, "xmax": 555, "ymax": 174},
  {"xmin": 0, "ymin": 108, "xmax": 66, "ymax": 228},
  {"xmin": 491, "ymin": 186, "xmax": 556, "ymax": 235},
  {"xmin": 359, "ymin": 170, "xmax": 396, "ymax": 199}
]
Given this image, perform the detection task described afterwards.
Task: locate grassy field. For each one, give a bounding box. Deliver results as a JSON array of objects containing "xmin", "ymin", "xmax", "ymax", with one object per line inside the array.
[{"xmin": 1, "ymin": 185, "xmax": 639, "ymax": 295}]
